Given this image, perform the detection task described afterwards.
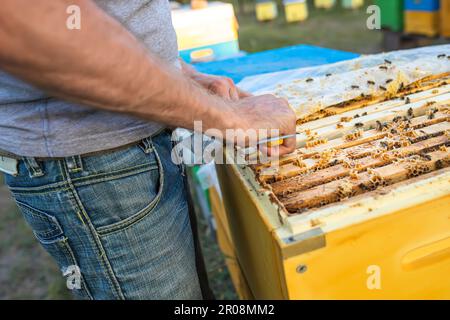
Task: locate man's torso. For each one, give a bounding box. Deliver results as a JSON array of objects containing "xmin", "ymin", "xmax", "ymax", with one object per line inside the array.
[{"xmin": 0, "ymin": 0, "xmax": 179, "ymax": 157}]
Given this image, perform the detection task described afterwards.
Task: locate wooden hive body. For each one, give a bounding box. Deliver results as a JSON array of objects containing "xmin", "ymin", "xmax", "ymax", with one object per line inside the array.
[{"xmin": 216, "ymin": 56, "xmax": 450, "ymax": 299}]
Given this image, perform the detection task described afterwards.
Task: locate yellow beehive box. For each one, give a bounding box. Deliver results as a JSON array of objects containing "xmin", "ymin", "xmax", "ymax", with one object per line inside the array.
[
  {"xmin": 256, "ymin": 1, "xmax": 278, "ymax": 21},
  {"xmin": 217, "ymin": 162, "xmax": 450, "ymax": 299},
  {"xmin": 441, "ymin": 0, "xmax": 450, "ymax": 37},
  {"xmin": 314, "ymin": 0, "xmax": 336, "ymax": 9},
  {"xmin": 215, "ymin": 77, "xmax": 450, "ymax": 299},
  {"xmin": 405, "ymin": 10, "xmax": 440, "ymax": 37},
  {"xmin": 209, "ymin": 186, "xmax": 254, "ymax": 299},
  {"xmin": 284, "ymin": 0, "xmax": 309, "ymax": 22},
  {"xmin": 172, "ymin": 3, "xmax": 238, "ymax": 50}
]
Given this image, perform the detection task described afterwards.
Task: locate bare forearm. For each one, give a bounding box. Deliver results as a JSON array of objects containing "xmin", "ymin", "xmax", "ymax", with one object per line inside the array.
[{"xmin": 0, "ymin": 0, "xmax": 237, "ymax": 132}]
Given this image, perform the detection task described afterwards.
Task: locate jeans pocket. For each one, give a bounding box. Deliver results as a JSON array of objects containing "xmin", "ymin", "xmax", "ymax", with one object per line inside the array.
[
  {"xmin": 94, "ymin": 142, "xmax": 165, "ymax": 236},
  {"xmin": 14, "ymin": 200, "xmax": 93, "ymax": 299}
]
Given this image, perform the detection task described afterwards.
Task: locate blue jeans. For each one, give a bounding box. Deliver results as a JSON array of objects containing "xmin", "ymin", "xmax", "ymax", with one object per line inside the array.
[{"xmin": 4, "ymin": 131, "xmax": 202, "ymax": 299}]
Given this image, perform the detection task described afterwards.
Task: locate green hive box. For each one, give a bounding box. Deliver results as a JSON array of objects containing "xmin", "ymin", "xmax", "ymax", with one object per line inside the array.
[{"xmin": 375, "ymin": 0, "xmax": 404, "ymax": 32}]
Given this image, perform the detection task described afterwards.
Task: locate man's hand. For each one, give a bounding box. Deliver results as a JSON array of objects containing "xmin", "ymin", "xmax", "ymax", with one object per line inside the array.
[
  {"xmin": 230, "ymin": 94, "xmax": 297, "ymax": 156},
  {"xmin": 180, "ymin": 60, "xmax": 250, "ymax": 100},
  {"xmin": 190, "ymin": 73, "xmax": 251, "ymax": 101}
]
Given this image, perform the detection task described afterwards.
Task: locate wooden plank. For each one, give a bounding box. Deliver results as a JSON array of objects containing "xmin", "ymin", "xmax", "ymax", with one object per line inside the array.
[
  {"xmin": 281, "ymin": 150, "xmax": 450, "ymax": 213},
  {"xmin": 295, "ymin": 74, "xmax": 450, "ymax": 124},
  {"xmin": 298, "ymin": 84, "xmax": 450, "ymax": 132},
  {"xmin": 294, "ymin": 94, "xmax": 450, "ymax": 148},
  {"xmin": 254, "ymin": 110, "xmax": 449, "ymax": 175}
]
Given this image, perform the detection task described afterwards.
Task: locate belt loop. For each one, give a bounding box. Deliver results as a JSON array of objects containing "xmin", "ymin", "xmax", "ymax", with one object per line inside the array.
[
  {"xmin": 66, "ymin": 156, "xmax": 83, "ymax": 173},
  {"xmin": 139, "ymin": 137, "xmax": 154, "ymax": 154},
  {"xmin": 66, "ymin": 155, "xmax": 83, "ymax": 173},
  {"xmin": 23, "ymin": 157, "xmax": 45, "ymax": 178}
]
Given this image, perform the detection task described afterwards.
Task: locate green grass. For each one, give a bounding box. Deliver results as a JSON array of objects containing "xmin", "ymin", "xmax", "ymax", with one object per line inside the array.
[
  {"xmin": 0, "ymin": 185, "xmax": 72, "ymax": 300},
  {"xmin": 236, "ymin": 1, "xmax": 382, "ymax": 54}
]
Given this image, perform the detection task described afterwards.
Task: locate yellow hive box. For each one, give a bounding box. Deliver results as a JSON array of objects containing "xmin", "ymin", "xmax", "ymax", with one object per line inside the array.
[
  {"xmin": 284, "ymin": 0, "xmax": 309, "ymax": 22},
  {"xmin": 216, "ymin": 162, "xmax": 450, "ymax": 299},
  {"xmin": 215, "ymin": 82, "xmax": 450, "ymax": 299},
  {"xmin": 314, "ymin": 0, "xmax": 336, "ymax": 9},
  {"xmin": 404, "ymin": 10, "xmax": 440, "ymax": 37},
  {"xmin": 209, "ymin": 187, "xmax": 254, "ymax": 299},
  {"xmin": 441, "ymin": 0, "xmax": 450, "ymax": 38},
  {"xmin": 256, "ymin": 1, "xmax": 278, "ymax": 21},
  {"xmin": 171, "ymin": 2, "xmax": 238, "ymax": 51}
]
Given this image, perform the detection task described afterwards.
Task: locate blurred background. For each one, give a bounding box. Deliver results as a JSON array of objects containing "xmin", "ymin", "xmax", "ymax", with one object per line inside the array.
[{"xmin": 1, "ymin": 0, "xmax": 448, "ymax": 299}]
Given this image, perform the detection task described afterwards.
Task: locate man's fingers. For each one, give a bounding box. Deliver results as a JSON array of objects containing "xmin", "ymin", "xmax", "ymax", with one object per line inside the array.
[
  {"xmin": 281, "ymin": 135, "xmax": 296, "ymax": 154},
  {"xmin": 229, "ymin": 87, "xmax": 240, "ymax": 101},
  {"xmin": 210, "ymin": 82, "xmax": 231, "ymax": 99},
  {"xmin": 238, "ymin": 88, "xmax": 253, "ymax": 98}
]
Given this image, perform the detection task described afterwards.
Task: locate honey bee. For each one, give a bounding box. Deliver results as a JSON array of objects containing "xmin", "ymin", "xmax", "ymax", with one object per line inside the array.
[
  {"xmin": 367, "ymin": 80, "xmax": 375, "ymax": 85},
  {"xmin": 419, "ymin": 153, "xmax": 432, "ymax": 161},
  {"xmin": 392, "ymin": 116, "xmax": 402, "ymax": 123},
  {"xmin": 376, "ymin": 120, "xmax": 387, "ymax": 131},
  {"xmin": 306, "ymin": 78, "xmax": 314, "ymax": 83}
]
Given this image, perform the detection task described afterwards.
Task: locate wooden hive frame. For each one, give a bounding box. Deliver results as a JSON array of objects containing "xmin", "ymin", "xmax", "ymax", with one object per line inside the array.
[{"xmin": 246, "ymin": 74, "xmax": 450, "ymax": 226}]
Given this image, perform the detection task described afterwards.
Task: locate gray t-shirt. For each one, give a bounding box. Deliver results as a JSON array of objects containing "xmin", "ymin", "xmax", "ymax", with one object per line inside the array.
[{"xmin": 0, "ymin": 0, "xmax": 180, "ymax": 157}]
